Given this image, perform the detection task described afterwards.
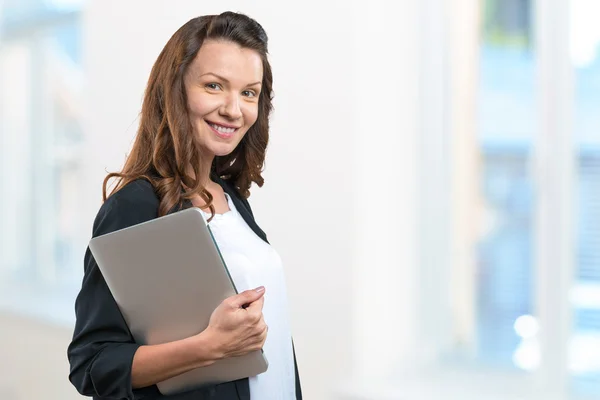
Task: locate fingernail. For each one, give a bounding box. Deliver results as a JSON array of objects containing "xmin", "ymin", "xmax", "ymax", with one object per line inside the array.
[{"xmin": 255, "ymin": 286, "xmax": 265, "ymax": 293}]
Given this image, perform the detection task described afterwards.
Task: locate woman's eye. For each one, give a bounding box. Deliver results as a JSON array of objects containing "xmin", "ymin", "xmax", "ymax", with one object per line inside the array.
[
  {"xmin": 206, "ymin": 83, "xmax": 221, "ymax": 90},
  {"xmin": 242, "ymin": 90, "xmax": 257, "ymax": 98}
]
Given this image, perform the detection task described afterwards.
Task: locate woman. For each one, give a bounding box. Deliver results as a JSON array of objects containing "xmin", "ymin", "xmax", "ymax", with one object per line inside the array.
[{"xmin": 67, "ymin": 12, "xmax": 302, "ymax": 400}]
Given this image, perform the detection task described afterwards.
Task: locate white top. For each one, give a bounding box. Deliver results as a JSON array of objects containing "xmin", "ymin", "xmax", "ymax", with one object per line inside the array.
[{"xmin": 202, "ymin": 194, "xmax": 296, "ymax": 400}]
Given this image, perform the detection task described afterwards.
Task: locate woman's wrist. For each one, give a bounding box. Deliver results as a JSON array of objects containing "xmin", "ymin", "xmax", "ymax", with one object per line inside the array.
[{"xmin": 190, "ymin": 327, "xmax": 225, "ymax": 367}]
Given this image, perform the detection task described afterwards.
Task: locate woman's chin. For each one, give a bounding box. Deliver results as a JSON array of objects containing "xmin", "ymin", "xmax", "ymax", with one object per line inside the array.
[{"xmin": 206, "ymin": 142, "xmax": 238, "ymax": 158}]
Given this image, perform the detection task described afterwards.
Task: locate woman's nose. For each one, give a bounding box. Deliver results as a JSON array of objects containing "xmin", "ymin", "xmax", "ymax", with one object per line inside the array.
[{"xmin": 220, "ymin": 95, "xmax": 242, "ymax": 120}]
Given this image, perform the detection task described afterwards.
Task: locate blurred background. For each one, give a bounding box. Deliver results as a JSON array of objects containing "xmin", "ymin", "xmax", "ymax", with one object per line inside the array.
[{"xmin": 1, "ymin": 0, "xmax": 599, "ymax": 399}]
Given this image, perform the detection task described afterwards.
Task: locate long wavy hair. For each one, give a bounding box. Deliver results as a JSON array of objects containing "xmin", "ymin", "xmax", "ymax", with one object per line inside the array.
[{"xmin": 102, "ymin": 12, "xmax": 273, "ymax": 217}]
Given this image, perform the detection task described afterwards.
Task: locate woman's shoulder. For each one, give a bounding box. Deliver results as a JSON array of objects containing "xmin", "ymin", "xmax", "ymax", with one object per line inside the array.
[
  {"xmin": 92, "ymin": 179, "xmax": 160, "ymax": 236},
  {"xmin": 104, "ymin": 178, "xmax": 159, "ymax": 210}
]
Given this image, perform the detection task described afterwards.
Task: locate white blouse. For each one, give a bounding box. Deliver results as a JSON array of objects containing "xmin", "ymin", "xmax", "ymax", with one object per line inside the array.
[{"xmin": 202, "ymin": 193, "xmax": 296, "ymax": 400}]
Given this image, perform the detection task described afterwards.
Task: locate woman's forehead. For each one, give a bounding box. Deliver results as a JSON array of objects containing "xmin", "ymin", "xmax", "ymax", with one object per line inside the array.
[{"xmin": 190, "ymin": 40, "xmax": 263, "ymax": 84}]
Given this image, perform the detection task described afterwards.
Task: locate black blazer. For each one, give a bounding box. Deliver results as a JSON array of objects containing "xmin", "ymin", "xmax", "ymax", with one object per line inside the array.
[{"xmin": 67, "ymin": 178, "xmax": 302, "ymax": 400}]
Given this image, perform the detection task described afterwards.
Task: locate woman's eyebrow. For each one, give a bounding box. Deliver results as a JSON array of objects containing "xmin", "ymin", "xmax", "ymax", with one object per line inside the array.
[{"xmin": 199, "ymin": 72, "xmax": 261, "ymax": 87}]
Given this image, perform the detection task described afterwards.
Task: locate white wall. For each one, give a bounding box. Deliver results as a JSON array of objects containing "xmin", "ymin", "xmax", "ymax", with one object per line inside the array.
[
  {"xmin": 350, "ymin": 0, "xmax": 421, "ymax": 386},
  {"xmin": 82, "ymin": 1, "xmax": 422, "ymax": 399}
]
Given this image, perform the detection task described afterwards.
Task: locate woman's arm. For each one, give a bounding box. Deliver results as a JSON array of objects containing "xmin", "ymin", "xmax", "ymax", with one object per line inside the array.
[{"xmin": 130, "ymin": 328, "xmax": 220, "ymax": 389}]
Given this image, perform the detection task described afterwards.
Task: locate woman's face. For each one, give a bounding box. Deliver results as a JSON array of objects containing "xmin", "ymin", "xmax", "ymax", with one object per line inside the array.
[{"xmin": 184, "ymin": 39, "xmax": 263, "ymax": 159}]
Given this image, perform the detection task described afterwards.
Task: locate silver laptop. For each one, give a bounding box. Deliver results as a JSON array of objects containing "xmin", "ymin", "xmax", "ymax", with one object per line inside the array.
[{"xmin": 88, "ymin": 207, "xmax": 268, "ymax": 395}]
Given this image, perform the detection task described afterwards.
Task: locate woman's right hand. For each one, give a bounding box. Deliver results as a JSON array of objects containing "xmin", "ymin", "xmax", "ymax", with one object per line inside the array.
[
  {"xmin": 127, "ymin": 287, "xmax": 267, "ymax": 389},
  {"xmin": 203, "ymin": 286, "xmax": 268, "ymax": 359}
]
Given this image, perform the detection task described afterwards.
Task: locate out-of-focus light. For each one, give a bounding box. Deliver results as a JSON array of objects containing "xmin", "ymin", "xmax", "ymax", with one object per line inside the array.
[
  {"xmin": 570, "ymin": 0, "xmax": 600, "ymax": 68},
  {"xmin": 568, "ymin": 334, "xmax": 600, "ymax": 373},
  {"xmin": 514, "ymin": 314, "xmax": 539, "ymax": 339},
  {"xmin": 513, "ymin": 315, "xmax": 541, "ymax": 370},
  {"xmin": 512, "ymin": 338, "xmax": 541, "ymax": 371},
  {"xmin": 570, "ymin": 282, "xmax": 600, "ymax": 308}
]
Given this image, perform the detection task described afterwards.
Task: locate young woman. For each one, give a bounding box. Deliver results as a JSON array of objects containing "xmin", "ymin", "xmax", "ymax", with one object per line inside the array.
[{"xmin": 67, "ymin": 12, "xmax": 301, "ymax": 400}]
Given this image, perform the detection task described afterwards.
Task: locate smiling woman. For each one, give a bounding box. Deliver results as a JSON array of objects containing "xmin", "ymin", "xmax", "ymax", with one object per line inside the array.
[
  {"xmin": 66, "ymin": 12, "xmax": 301, "ymax": 400},
  {"xmin": 185, "ymin": 40, "xmax": 263, "ymax": 161}
]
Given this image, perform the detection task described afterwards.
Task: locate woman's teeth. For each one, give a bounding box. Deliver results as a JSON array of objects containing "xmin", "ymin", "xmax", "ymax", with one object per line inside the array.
[{"xmin": 209, "ymin": 123, "xmax": 236, "ymax": 134}]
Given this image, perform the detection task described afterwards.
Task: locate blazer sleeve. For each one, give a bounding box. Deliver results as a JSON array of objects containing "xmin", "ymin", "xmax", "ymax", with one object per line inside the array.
[{"xmin": 67, "ymin": 194, "xmax": 157, "ymax": 399}]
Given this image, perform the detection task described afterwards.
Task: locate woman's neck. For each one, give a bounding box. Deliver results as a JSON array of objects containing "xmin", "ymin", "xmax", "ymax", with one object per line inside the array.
[{"xmin": 186, "ymin": 155, "xmax": 215, "ymax": 187}]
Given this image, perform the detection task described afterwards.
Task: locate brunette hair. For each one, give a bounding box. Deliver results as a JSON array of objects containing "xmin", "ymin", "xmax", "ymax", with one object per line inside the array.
[{"xmin": 102, "ymin": 12, "xmax": 273, "ymax": 217}]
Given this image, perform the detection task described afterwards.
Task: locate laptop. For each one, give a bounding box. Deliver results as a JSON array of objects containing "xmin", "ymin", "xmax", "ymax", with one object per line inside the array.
[{"xmin": 88, "ymin": 207, "xmax": 268, "ymax": 395}]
